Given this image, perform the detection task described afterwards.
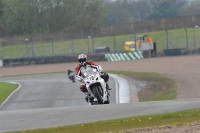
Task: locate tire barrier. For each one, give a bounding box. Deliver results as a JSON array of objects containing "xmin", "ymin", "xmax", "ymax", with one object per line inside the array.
[
  {"xmin": 105, "ymin": 51, "xmax": 143, "ymax": 61},
  {"xmin": 163, "ymin": 48, "xmax": 188, "ymax": 56},
  {"xmin": 163, "ymin": 48, "xmax": 182, "ymax": 55}
]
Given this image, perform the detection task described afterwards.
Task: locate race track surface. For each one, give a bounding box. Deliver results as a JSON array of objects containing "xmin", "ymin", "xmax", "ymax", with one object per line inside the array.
[
  {"xmin": 0, "ymin": 55, "xmax": 200, "ymax": 132},
  {"xmin": 1, "ymin": 98, "xmax": 200, "ymax": 132},
  {"xmin": 0, "ymin": 74, "xmax": 116, "ymax": 111},
  {"xmin": 1, "ymin": 55, "xmax": 200, "ymax": 99}
]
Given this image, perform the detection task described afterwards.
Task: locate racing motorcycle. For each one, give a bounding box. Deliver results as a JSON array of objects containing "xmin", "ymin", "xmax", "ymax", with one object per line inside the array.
[
  {"xmin": 68, "ymin": 69, "xmax": 76, "ymax": 83},
  {"xmin": 82, "ymin": 68, "xmax": 110, "ymax": 105}
]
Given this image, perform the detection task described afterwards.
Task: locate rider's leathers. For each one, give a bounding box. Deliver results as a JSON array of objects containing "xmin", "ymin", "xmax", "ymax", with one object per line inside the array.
[
  {"xmin": 75, "ymin": 60, "xmax": 102, "ymax": 82},
  {"xmin": 75, "ymin": 60, "xmax": 103, "ymax": 92}
]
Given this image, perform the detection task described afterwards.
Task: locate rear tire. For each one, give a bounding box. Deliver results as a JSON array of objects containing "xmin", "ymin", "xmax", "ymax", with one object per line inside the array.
[
  {"xmin": 104, "ymin": 99, "xmax": 110, "ymax": 104},
  {"xmin": 72, "ymin": 76, "xmax": 75, "ymax": 82},
  {"xmin": 93, "ymin": 101, "xmax": 98, "ymax": 105}
]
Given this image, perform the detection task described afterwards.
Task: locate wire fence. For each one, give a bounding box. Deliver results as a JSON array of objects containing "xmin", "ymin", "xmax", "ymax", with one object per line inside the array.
[{"xmin": 0, "ymin": 28, "xmax": 200, "ymax": 59}]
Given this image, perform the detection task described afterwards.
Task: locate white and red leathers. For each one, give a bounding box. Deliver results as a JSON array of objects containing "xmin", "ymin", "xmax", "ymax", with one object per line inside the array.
[{"xmin": 75, "ymin": 60, "xmax": 108, "ymax": 92}]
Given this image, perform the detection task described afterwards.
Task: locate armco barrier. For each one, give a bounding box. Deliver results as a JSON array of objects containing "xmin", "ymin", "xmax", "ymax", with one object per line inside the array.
[
  {"xmin": 3, "ymin": 54, "xmax": 106, "ymax": 67},
  {"xmin": 105, "ymin": 51, "xmax": 143, "ymax": 61},
  {"xmin": 3, "ymin": 52, "xmax": 145, "ymax": 67}
]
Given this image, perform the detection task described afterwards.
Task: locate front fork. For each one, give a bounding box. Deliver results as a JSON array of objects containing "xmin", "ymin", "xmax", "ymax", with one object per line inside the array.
[
  {"xmin": 86, "ymin": 81, "xmax": 109, "ymax": 103},
  {"xmin": 100, "ymin": 81, "xmax": 109, "ymax": 101}
]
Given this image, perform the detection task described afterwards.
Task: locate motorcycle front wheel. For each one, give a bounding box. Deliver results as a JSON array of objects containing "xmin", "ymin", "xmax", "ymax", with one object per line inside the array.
[{"xmin": 91, "ymin": 85, "xmax": 104, "ymax": 104}]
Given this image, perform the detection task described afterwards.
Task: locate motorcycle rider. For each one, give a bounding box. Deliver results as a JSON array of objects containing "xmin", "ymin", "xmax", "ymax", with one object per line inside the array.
[
  {"xmin": 68, "ymin": 69, "xmax": 73, "ymax": 75},
  {"xmin": 75, "ymin": 54, "xmax": 111, "ymax": 102},
  {"xmin": 67, "ymin": 69, "xmax": 75, "ymax": 82}
]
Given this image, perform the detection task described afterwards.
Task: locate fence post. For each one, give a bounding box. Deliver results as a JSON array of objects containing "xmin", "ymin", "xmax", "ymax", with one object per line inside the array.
[
  {"xmin": 165, "ymin": 30, "xmax": 169, "ymax": 49},
  {"xmin": 133, "ymin": 31, "xmax": 137, "ymax": 51},
  {"xmin": 113, "ymin": 34, "xmax": 116, "ymax": 52},
  {"xmin": 2, "ymin": 42, "xmax": 5, "ymax": 59},
  {"xmin": 88, "ymin": 36, "xmax": 90, "ymax": 54},
  {"xmin": 52, "ymin": 39, "xmax": 54, "ymax": 55},
  {"xmin": 30, "ymin": 38, "xmax": 34, "ymax": 57},
  {"xmin": 92, "ymin": 36, "xmax": 94, "ymax": 54},
  {"xmin": 184, "ymin": 28, "xmax": 188, "ymax": 49},
  {"xmin": 25, "ymin": 39, "xmax": 28, "ymax": 57},
  {"xmin": 71, "ymin": 39, "xmax": 74, "ymax": 54}
]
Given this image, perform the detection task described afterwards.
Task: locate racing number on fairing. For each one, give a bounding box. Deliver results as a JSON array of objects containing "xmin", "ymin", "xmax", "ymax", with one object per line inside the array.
[{"xmin": 90, "ymin": 76, "xmax": 94, "ymax": 81}]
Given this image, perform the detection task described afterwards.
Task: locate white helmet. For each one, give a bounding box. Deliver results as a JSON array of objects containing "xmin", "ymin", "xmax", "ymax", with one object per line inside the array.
[{"xmin": 78, "ymin": 54, "xmax": 87, "ymax": 66}]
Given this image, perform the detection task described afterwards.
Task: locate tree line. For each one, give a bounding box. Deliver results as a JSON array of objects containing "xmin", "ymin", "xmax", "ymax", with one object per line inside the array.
[
  {"xmin": 0, "ymin": 0, "xmax": 200, "ymax": 37},
  {"xmin": 105, "ymin": 0, "xmax": 200, "ymax": 24}
]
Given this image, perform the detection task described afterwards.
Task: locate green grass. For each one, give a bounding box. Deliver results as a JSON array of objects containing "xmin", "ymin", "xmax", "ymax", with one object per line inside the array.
[
  {"xmin": 0, "ymin": 71, "xmax": 67, "ymax": 78},
  {"xmin": 0, "ymin": 82, "xmax": 19, "ymax": 104},
  {"xmin": 106, "ymin": 70, "xmax": 177, "ymax": 101},
  {"xmin": 1, "ymin": 28, "xmax": 200, "ymax": 59},
  {"xmin": 8, "ymin": 109, "xmax": 200, "ymax": 133},
  {"xmin": 106, "ymin": 70, "xmax": 161, "ymax": 77}
]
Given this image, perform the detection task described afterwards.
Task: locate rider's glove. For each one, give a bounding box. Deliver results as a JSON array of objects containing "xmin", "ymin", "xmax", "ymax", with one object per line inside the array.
[
  {"xmin": 76, "ymin": 75, "xmax": 84, "ymax": 83},
  {"xmin": 80, "ymin": 78, "xmax": 84, "ymax": 83}
]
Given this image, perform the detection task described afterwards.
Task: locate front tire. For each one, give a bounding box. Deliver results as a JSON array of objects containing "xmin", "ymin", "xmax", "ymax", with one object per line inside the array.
[{"xmin": 91, "ymin": 85, "xmax": 104, "ymax": 104}]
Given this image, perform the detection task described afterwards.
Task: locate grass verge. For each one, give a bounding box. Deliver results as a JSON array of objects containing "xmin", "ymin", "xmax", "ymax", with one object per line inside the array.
[
  {"xmin": 106, "ymin": 70, "xmax": 177, "ymax": 101},
  {"xmin": 0, "ymin": 82, "xmax": 19, "ymax": 104},
  {"xmin": 8, "ymin": 109, "xmax": 200, "ymax": 133}
]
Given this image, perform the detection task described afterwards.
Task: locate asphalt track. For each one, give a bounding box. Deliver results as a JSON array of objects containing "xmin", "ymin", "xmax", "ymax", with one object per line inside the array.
[
  {"xmin": 0, "ymin": 74, "xmax": 200, "ymax": 132},
  {"xmin": 0, "ymin": 74, "xmax": 116, "ymax": 111}
]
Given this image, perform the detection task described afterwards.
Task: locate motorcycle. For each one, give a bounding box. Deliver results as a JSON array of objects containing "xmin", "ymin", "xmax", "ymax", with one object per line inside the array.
[
  {"xmin": 68, "ymin": 70, "xmax": 76, "ymax": 83},
  {"xmin": 82, "ymin": 68, "xmax": 110, "ymax": 105}
]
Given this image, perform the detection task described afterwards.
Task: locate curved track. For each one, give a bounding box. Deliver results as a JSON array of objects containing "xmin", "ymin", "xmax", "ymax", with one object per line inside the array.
[
  {"xmin": 0, "ymin": 74, "xmax": 200, "ymax": 132},
  {"xmin": 1, "ymin": 56, "xmax": 200, "ymax": 132},
  {"xmin": 0, "ymin": 74, "xmax": 116, "ymax": 111}
]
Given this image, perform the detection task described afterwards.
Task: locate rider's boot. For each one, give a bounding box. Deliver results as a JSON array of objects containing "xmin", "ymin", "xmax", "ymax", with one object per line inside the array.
[
  {"xmin": 85, "ymin": 93, "xmax": 92, "ymax": 103},
  {"xmin": 106, "ymin": 82, "xmax": 112, "ymax": 90}
]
